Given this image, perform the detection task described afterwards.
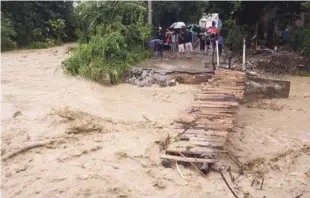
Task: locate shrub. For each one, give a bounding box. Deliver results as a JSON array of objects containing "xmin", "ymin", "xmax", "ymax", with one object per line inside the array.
[
  {"xmin": 1, "ymin": 13, "xmax": 17, "ymax": 51},
  {"xmin": 64, "ymin": 2, "xmax": 152, "ymax": 85},
  {"xmin": 28, "ymin": 39, "xmax": 59, "ymax": 49},
  {"xmin": 222, "ymin": 19, "xmax": 245, "ymax": 52},
  {"xmin": 290, "ymin": 28, "xmax": 310, "ymax": 57},
  {"xmin": 64, "ymin": 30, "xmax": 151, "ymax": 84}
]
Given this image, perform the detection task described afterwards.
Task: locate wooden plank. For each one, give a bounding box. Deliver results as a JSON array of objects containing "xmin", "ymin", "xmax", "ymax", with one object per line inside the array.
[
  {"xmin": 179, "ymin": 136, "xmax": 227, "ymax": 142},
  {"xmin": 174, "ymin": 129, "xmax": 229, "ymax": 136},
  {"xmin": 166, "ymin": 147, "xmax": 226, "ymax": 154},
  {"xmin": 180, "ymin": 135, "xmax": 226, "ymax": 140},
  {"xmin": 194, "ymin": 100, "xmax": 239, "ymax": 105},
  {"xmin": 174, "ymin": 122, "xmax": 233, "ymax": 130},
  {"xmin": 191, "ymin": 125, "xmax": 232, "ymax": 131},
  {"xmin": 191, "ymin": 108, "xmax": 237, "ymax": 114},
  {"xmin": 194, "ymin": 113, "xmax": 233, "ymax": 119},
  {"xmin": 160, "ymin": 154, "xmax": 218, "ymax": 163},
  {"xmin": 169, "ymin": 140, "xmax": 226, "ymax": 148},
  {"xmin": 197, "ymin": 118, "xmax": 233, "ymax": 123},
  {"xmin": 192, "ymin": 104, "xmax": 239, "ymax": 108},
  {"xmin": 169, "ymin": 143, "xmax": 225, "ymax": 150}
]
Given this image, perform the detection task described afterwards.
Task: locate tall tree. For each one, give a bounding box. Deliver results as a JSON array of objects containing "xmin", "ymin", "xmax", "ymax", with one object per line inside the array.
[
  {"xmin": 152, "ymin": 1, "xmax": 208, "ymax": 29},
  {"xmin": 1, "ymin": 1, "xmax": 76, "ymax": 47}
]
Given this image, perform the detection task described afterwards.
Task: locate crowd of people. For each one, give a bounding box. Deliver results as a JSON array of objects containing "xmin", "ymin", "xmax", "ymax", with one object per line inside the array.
[{"xmin": 153, "ymin": 23, "xmax": 225, "ymax": 62}]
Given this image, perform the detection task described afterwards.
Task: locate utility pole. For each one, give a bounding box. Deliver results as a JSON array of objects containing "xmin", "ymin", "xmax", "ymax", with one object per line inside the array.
[{"xmin": 148, "ymin": 0, "xmax": 152, "ymax": 26}]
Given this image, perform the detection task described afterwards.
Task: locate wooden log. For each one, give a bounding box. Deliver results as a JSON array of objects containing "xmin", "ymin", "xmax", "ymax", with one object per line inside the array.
[{"xmin": 160, "ymin": 154, "xmax": 218, "ymax": 163}]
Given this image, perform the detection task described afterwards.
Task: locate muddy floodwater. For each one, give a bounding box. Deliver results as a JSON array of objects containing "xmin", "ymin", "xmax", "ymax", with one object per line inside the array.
[{"xmin": 1, "ymin": 44, "xmax": 310, "ymax": 198}]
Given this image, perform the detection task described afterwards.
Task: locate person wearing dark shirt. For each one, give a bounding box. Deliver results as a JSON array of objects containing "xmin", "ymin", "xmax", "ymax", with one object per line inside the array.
[
  {"xmin": 155, "ymin": 40, "xmax": 163, "ymax": 60},
  {"xmin": 156, "ymin": 27, "xmax": 164, "ymax": 41},
  {"xmin": 197, "ymin": 33, "xmax": 206, "ymax": 54},
  {"xmin": 282, "ymin": 28, "xmax": 288, "ymax": 45},
  {"xmin": 178, "ymin": 31, "xmax": 185, "ymax": 58},
  {"xmin": 184, "ymin": 28, "xmax": 193, "ymax": 56},
  {"xmin": 210, "ymin": 33, "xmax": 217, "ymax": 70},
  {"xmin": 217, "ymin": 32, "xmax": 224, "ymax": 57},
  {"xmin": 224, "ymin": 47, "xmax": 234, "ymax": 69}
]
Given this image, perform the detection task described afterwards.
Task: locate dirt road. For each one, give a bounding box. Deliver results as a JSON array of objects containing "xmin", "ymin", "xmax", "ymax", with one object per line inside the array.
[{"xmin": 1, "ymin": 45, "xmax": 310, "ymax": 198}]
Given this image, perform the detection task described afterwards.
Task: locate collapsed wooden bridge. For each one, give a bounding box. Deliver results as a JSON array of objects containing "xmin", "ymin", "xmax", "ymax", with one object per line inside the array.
[{"xmin": 160, "ymin": 68, "xmax": 245, "ymax": 166}]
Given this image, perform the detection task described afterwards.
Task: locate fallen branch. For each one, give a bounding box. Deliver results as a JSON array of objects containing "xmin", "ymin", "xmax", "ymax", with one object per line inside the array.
[
  {"xmin": 176, "ymin": 161, "xmax": 186, "ymax": 180},
  {"xmin": 178, "ymin": 151, "xmax": 207, "ymax": 177},
  {"xmin": 219, "ymin": 169, "xmax": 239, "ymax": 198},
  {"xmin": 260, "ymin": 178, "xmax": 264, "ymax": 190},
  {"xmin": 295, "ymin": 193, "xmax": 304, "ymax": 198},
  {"xmin": 228, "ymin": 166, "xmax": 235, "ymax": 183},
  {"xmin": 2, "ymin": 140, "xmax": 56, "ymax": 162},
  {"xmin": 142, "ymin": 115, "xmax": 151, "ymax": 122},
  {"xmin": 251, "ymin": 179, "xmax": 255, "ymax": 187}
]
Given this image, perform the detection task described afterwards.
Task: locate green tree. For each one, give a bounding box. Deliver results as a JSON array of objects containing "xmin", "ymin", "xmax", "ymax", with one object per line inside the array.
[
  {"xmin": 64, "ymin": 1, "xmax": 151, "ymax": 84},
  {"xmin": 1, "ymin": 13, "xmax": 17, "ymax": 50},
  {"xmin": 152, "ymin": 1, "xmax": 209, "ymax": 29},
  {"xmin": 1, "ymin": 1, "xmax": 77, "ymax": 47},
  {"xmin": 48, "ymin": 19, "xmax": 66, "ymax": 43}
]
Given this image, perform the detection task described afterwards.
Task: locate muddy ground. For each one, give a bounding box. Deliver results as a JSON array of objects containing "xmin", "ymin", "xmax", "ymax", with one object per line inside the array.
[{"xmin": 1, "ymin": 45, "xmax": 310, "ymax": 198}]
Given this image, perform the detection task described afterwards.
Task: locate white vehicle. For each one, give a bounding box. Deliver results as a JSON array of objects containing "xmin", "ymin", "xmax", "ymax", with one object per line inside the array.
[{"xmin": 199, "ymin": 13, "xmax": 222, "ymax": 30}]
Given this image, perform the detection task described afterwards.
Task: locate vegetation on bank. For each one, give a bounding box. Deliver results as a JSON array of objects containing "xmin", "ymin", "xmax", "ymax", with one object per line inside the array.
[
  {"xmin": 1, "ymin": 2, "xmax": 77, "ymax": 50},
  {"xmin": 63, "ymin": 1, "xmax": 152, "ymax": 84},
  {"xmin": 290, "ymin": 28, "xmax": 310, "ymax": 57}
]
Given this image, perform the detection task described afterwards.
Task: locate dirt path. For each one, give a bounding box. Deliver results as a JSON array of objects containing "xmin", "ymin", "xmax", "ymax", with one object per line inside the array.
[{"xmin": 1, "ymin": 45, "xmax": 310, "ymax": 198}]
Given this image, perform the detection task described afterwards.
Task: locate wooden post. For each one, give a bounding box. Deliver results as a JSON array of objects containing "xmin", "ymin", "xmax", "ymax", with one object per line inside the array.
[
  {"xmin": 216, "ymin": 40, "xmax": 219, "ymax": 68},
  {"xmin": 242, "ymin": 37, "xmax": 246, "ymax": 70},
  {"xmin": 148, "ymin": 0, "xmax": 152, "ymax": 26}
]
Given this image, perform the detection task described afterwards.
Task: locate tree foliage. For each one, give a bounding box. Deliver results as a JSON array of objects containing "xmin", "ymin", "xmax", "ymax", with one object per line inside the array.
[
  {"xmin": 152, "ymin": 1, "xmax": 208, "ymax": 29},
  {"xmin": 1, "ymin": 1, "xmax": 77, "ymax": 49},
  {"xmin": 1, "ymin": 12, "xmax": 17, "ymax": 51},
  {"xmin": 64, "ymin": 1, "xmax": 151, "ymax": 84}
]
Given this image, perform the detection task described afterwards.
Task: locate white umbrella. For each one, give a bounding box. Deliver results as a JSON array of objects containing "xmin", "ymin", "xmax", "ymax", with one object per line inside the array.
[{"xmin": 169, "ymin": 22, "xmax": 187, "ymax": 29}]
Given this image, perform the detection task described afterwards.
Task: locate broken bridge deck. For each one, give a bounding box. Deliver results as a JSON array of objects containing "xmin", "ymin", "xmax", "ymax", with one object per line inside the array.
[{"xmin": 161, "ymin": 68, "xmax": 245, "ymax": 164}]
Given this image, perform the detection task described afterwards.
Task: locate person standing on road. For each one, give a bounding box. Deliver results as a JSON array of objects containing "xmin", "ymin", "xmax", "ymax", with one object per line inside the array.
[
  {"xmin": 190, "ymin": 25, "xmax": 197, "ymax": 47},
  {"xmin": 198, "ymin": 32, "xmax": 206, "ymax": 56},
  {"xmin": 217, "ymin": 32, "xmax": 224, "ymax": 57},
  {"xmin": 184, "ymin": 27, "xmax": 193, "ymax": 57},
  {"xmin": 205, "ymin": 33, "xmax": 211, "ymax": 54},
  {"xmin": 170, "ymin": 30, "xmax": 177, "ymax": 52},
  {"xmin": 210, "ymin": 33, "xmax": 217, "ymax": 69},
  {"xmin": 155, "ymin": 39, "xmax": 164, "ymax": 60},
  {"xmin": 178, "ymin": 31, "xmax": 186, "ymax": 59},
  {"xmin": 156, "ymin": 27, "xmax": 164, "ymax": 41}
]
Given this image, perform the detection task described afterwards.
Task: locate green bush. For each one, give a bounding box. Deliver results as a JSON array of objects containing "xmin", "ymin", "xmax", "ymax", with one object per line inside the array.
[
  {"xmin": 290, "ymin": 28, "xmax": 310, "ymax": 57},
  {"xmin": 64, "ymin": 2, "xmax": 152, "ymax": 85},
  {"xmin": 222, "ymin": 19, "xmax": 245, "ymax": 52},
  {"xmin": 64, "ymin": 31, "xmax": 151, "ymax": 84},
  {"xmin": 1, "ymin": 13, "xmax": 17, "ymax": 51},
  {"xmin": 28, "ymin": 39, "xmax": 59, "ymax": 49}
]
